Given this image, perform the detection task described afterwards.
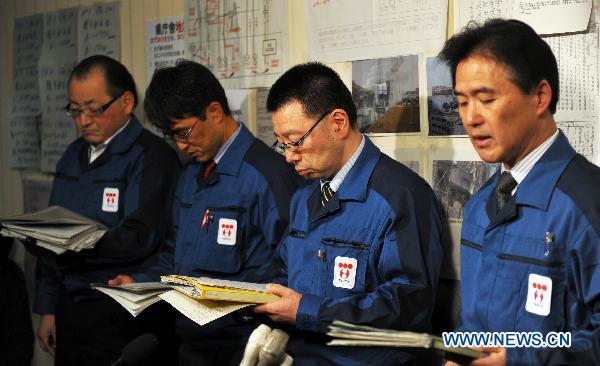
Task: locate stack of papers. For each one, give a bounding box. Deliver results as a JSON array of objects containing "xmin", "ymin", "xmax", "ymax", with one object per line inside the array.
[
  {"xmin": 0, "ymin": 206, "xmax": 107, "ymax": 254},
  {"xmin": 92, "ymin": 276, "xmax": 279, "ymax": 326},
  {"xmin": 327, "ymin": 321, "xmax": 487, "ymax": 361},
  {"xmin": 92, "ymin": 282, "xmax": 170, "ymax": 316},
  {"xmin": 160, "ymin": 275, "xmax": 280, "ymax": 303}
]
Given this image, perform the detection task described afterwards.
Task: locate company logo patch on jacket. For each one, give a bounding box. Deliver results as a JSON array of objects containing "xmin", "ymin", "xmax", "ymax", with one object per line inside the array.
[
  {"xmin": 217, "ymin": 218, "xmax": 237, "ymax": 245},
  {"xmin": 102, "ymin": 188, "xmax": 119, "ymax": 212},
  {"xmin": 525, "ymin": 273, "xmax": 552, "ymax": 316},
  {"xmin": 333, "ymin": 256, "xmax": 357, "ymax": 289}
]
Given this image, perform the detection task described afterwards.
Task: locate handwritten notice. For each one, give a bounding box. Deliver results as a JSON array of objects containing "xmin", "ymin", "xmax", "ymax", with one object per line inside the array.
[
  {"xmin": 12, "ymin": 15, "xmax": 43, "ymax": 117},
  {"xmin": 10, "ymin": 116, "xmax": 41, "ymax": 169},
  {"xmin": 77, "ymin": 2, "xmax": 120, "ymax": 60}
]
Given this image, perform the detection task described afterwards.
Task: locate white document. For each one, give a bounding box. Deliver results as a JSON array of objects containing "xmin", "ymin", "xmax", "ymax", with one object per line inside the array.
[
  {"xmin": 95, "ymin": 287, "xmax": 164, "ymax": 317},
  {"xmin": 184, "ymin": 0, "xmax": 288, "ymax": 88},
  {"xmin": 255, "ymin": 88, "xmax": 274, "ymax": 145},
  {"xmin": 10, "ymin": 116, "xmax": 41, "ymax": 169},
  {"xmin": 11, "ymin": 14, "xmax": 43, "ymax": 117},
  {"xmin": 159, "ymin": 290, "xmax": 251, "ymax": 326},
  {"xmin": 77, "ymin": 2, "xmax": 120, "ymax": 61},
  {"xmin": 305, "ymin": 0, "xmax": 447, "ymax": 63},
  {"xmin": 145, "ymin": 16, "xmax": 186, "ymax": 85},
  {"xmin": 454, "ymin": 0, "xmax": 592, "ymax": 35}
]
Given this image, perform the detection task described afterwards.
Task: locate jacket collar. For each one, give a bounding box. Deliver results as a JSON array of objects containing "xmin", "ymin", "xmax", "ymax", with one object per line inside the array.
[
  {"xmin": 306, "ymin": 137, "xmax": 380, "ymax": 222},
  {"xmin": 213, "ymin": 123, "xmax": 253, "ymax": 178},
  {"xmin": 79, "ymin": 115, "xmax": 143, "ymax": 169},
  {"xmin": 513, "ymin": 130, "xmax": 576, "ymax": 211}
]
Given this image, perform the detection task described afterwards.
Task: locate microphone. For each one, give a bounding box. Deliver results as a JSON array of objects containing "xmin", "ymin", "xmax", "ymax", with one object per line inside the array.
[
  {"xmin": 240, "ymin": 324, "xmax": 272, "ymax": 366},
  {"xmin": 257, "ymin": 329, "xmax": 290, "ymax": 366},
  {"xmin": 110, "ymin": 333, "xmax": 159, "ymax": 366}
]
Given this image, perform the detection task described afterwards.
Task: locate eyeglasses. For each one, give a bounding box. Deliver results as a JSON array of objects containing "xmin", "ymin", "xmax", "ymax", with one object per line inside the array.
[
  {"xmin": 272, "ymin": 110, "xmax": 333, "ymax": 154},
  {"xmin": 164, "ymin": 118, "xmax": 199, "ymax": 143},
  {"xmin": 64, "ymin": 92, "xmax": 124, "ymax": 118}
]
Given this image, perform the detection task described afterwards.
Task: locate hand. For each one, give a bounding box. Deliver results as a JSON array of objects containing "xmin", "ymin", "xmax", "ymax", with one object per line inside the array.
[
  {"xmin": 37, "ymin": 314, "xmax": 56, "ymax": 357},
  {"xmin": 108, "ymin": 274, "xmax": 136, "ymax": 286},
  {"xmin": 445, "ymin": 361, "xmax": 460, "ymax": 366},
  {"xmin": 253, "ymin": 284, "xmax": 302, "ymax": 324},
  {"xmin": 470, "ymin": 347, "xmax": 506, "ymax": 366}
]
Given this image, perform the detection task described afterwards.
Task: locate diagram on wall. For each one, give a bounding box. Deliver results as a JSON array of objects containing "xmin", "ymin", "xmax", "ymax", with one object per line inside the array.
[{"xmin": 184, "ymin": 0, "xmax": 288, "ymax": 88}]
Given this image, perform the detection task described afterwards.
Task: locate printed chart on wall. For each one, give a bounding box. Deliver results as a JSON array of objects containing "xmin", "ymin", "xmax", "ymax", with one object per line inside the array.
[
  {"xmin": 305, "ymin": 0, "xmax": 447, "ymax": 63},
  {"xmin": 184, "ymin": 0, "xmax": 288, "ymax": 88}
]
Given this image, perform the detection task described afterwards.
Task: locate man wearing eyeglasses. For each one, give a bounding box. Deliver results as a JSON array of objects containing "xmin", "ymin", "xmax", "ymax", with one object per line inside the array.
[
  {"xmin": 33, "ymin": 55, "xmax": 180, "ymax": 366},
  {"xmin": 108, "ymin": 60, "xmax": 303, "ymax": 365},
  {"xmin": 253, "ymin": 62, "xmax": 443, "ymax": 365}
]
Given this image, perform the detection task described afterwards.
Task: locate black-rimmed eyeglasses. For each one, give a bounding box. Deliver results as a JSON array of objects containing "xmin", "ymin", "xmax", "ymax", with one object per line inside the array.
[
  {"xmin": 64, "ymin": 92, "xmax": 125, "ymax": 118},
  {"xmin": 272, "ymin": 110, "xmax": 333, "ymax": 154},
  {"xmin": 164, "ymin": 118, "xmax": 199, "ymax": 143}
]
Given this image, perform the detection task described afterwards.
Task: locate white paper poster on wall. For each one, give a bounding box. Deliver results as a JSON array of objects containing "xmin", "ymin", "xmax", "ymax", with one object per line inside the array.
[
  {"xmin": 77, "ymin": 2, "xmax": 120, "ymax": 61},
  {"xmin": 454, "ymin": 0, "xmax": 592, "ymax": 35},
  {"xmin": 305, "ymin": 0, "xmax": 447, "ymax": 63},
  {"xmin": 184, "ymin": 0, "xmax": 288, "ymax": 88},
  {"xmin": 146, "ymin": 16, "xmax": 186, "ymax": 84},
  {"xmin": 11, "ymin": 14, "xmax": 43, "ymax": 117},
  {"xmin": 10, "ymin": 116, "xmax": 41, "ymax": 170}
]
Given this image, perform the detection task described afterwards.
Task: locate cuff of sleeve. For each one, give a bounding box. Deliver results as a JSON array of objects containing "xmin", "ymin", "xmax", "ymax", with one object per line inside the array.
[
  {"xmin": 33, "ymin": 297, "xmax": 56, "ymax": 315},
  {"xmin": 131, "ymin": 272, "xmax": 155, "ymax": 283},
  {"xmin": 296, "ymin": 293, "xmax": 323, "ymax": 332}
]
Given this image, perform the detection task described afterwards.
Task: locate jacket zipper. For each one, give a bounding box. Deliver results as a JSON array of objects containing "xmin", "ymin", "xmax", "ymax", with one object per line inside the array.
[
  {"xmin": 461, "ymin": 239, "xmax": 483, "ymax": 251},
  {"xmin": 321, "ymin": 237, "xmax": 370, "ymax": 250},
  {"xmin": 497, "ymin": 253, "xmax": 564, "ymax": 268}
]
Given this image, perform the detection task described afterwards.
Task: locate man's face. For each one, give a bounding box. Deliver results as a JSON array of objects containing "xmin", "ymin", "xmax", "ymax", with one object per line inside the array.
[
  {"xmin": 272, "ymin": 100, "xmax": 341, "ymax": 180},
  {"xmin": 170, "ymin": 107, "xmax": 223, "ymax": 163},
  {"xmin": 455, "ymin": 55, "xmax": 541, "ymax": 168},
  {"xmin": 67, "ymin": 69, "xmax": 133, "ymax": 146}
]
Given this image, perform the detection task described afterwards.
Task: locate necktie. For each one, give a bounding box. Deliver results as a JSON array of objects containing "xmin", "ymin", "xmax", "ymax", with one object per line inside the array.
[
  {"xmin": 203, "ymin": 160, "xmax": 217, "ymax": 180},
  {"xmin": 321, "ymin": 181, "xmax": 335, "ymax": 206},
  {"xmin": 495, "ymin": 172, "xmax": 517, "ymax": 211}
]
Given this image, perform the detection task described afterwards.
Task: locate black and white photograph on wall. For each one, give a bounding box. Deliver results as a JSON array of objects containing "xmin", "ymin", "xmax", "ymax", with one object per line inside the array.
[
  {"xmin": 427, "ymin": 57, "xmax": 466, "ymax": 136},
  {"xmin": 432, "ymin": 160, "xmax": 497, "ymax": 223},
  {"xmin": 352, "ymin": 55, "xmax": 420, "ymax": 133},
  {"xmin": 400, "ymin": 160, "xmax": 419, "ymax": 175}
]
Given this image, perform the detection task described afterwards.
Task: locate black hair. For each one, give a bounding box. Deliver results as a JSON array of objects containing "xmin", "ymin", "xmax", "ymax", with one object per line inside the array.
[
  {"xmin": 439, "ymin": 18, "xmax": 559, "ymax": 114},
  {"xmin": 69, "ymin": 55, "xmax": 139, "ymax": 108},
  {"xmin": 144, "ymin": 60, "xmax": 231, "ymax": 132},
  {"xmin": 266, "ymin": 62, "xmax": 358, "ymax": 128}
]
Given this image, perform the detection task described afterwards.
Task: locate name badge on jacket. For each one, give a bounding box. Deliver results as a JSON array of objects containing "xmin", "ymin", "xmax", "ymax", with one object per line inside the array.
[
  {"xmin": 217, "ymin": 218, "xmax": 237, "ymax": 245},
  {"xmin": 102, "ymin": 188, "xmax": 119, "ymax": 212},
  {"xmin": 333, "ymin": 256, "xmax": 357, "ymax": 289},
  {"xmin": 525, "ymin": 273, "xmax": 552, "ymax": 316}
]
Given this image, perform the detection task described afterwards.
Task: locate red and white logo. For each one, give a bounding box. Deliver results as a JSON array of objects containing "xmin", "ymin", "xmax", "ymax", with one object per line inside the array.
[
  {"xmin": 217, "ymin": 218, "xmax": 237, "ymax": 245},
  {"xmin": 102, "ymin": 188, "xmax": 119, "ymax": 212},
  {"xmin": 333, "ymin": 256, "xmax": 357, "ymax": 289},
  {"xmin": 525, "ymin": 273, "xmax": 552, "ymax": 316}
]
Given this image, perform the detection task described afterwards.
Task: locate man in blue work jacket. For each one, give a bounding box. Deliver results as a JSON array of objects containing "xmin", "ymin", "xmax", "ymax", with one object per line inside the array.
[
  {"xmin": 254, "ymin": 62, "xmax": 444, "ymax": 365},
  {"xmin": 33, "ymin": 55, "xmax": 180, "ymax": 365},
  {"xmin": 440, "ymin": 19, "xmax": 600, "ymax": 365},
  {"xmin": 109, "ymin": 60, "xmax": 302, "ymax": 366}
]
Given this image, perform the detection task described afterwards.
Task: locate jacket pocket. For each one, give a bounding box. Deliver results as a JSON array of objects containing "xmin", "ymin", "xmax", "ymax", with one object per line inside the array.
[
  {"xmin": 319, "ymin": 224, "xmax": 373, "ymax": 298},
  {"xmin": 196, "ymin": 204, "xmax": 246, "ymax": 274}
]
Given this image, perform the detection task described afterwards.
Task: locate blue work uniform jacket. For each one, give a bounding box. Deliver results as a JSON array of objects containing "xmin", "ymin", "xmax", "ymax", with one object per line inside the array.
[
  {"xmin": 134, "ymin": 123, "xmax": 302, "ymax": 284},
  {"xmin": 460, "ymin": 131, "xmax": 600, "ymax": 365},
  {"xmin": 279, "ymin": 137, "xmax": 443, "ymax": 365},
  {"xmin": 34, "ymin": 116, "xmax": 180, "ymax": 314}
]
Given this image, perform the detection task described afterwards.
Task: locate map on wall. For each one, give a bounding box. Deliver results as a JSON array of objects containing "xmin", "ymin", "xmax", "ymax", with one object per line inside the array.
[{"xmin": 184, "ymin": 0, "xmax": 288, "ymax": 88}]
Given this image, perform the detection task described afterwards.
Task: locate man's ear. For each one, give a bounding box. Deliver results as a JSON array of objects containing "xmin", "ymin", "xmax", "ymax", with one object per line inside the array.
[
  {"xmin": 331, "ymin": 109, "xmax": 351, "ymax": 137},
  {"xmin": 206, "ymin": 101, "xmax": 225, "ymax": 123},
  {"xmin": 121, "ymin": 91, "xmax": 135, "ymax": 115},
  {"xmin": 535, "ymin": 79, "xmax": 553, "ymax": 116}
]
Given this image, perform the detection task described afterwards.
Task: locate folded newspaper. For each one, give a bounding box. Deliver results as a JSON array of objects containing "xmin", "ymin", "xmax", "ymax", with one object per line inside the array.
[
  {"xmin": 93, "ymin": 276, "xmax": 279, "ymax": 325},
  {"xmin": 327, "ymin": 321, "xmax": 487, "ymax": 362},
  {"xmin": 0, "ymin": 206, "xmax": 107, "ymax": 254}
]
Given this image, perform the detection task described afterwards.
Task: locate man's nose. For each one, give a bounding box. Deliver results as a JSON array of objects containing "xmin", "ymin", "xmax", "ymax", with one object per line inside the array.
[{"xmin": 284, "ymin": 149, "xmax": 301, "ymax": 165}]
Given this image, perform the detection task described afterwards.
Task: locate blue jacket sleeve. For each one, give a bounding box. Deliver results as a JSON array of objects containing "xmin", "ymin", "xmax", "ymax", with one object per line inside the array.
[
  {"xmin": 33, "ymin": 256, "xmax": 62, "ymax": 314},
  {"xmin": 507, "ymin": 225, "xmax": 600, "ymax": 365},
  {"xmin": 296, "ymin": 199, "xmax": 443, "ymax": 333}
]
